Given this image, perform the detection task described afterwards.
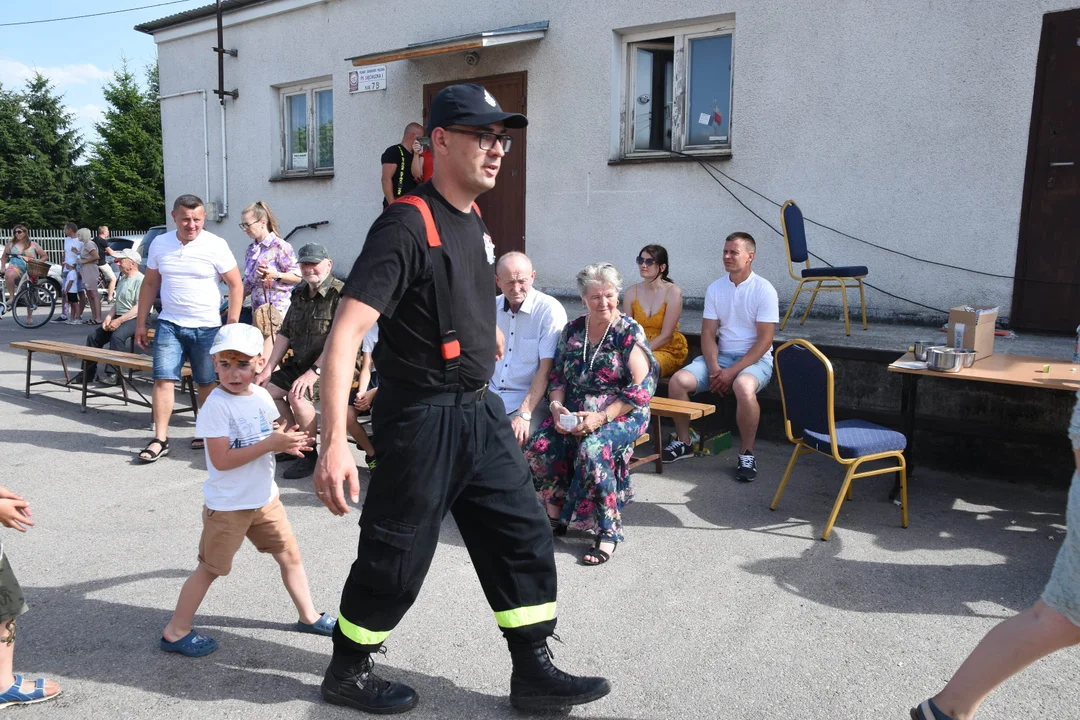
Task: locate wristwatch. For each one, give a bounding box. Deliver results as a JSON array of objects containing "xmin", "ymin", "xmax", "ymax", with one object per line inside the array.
[
  {"xmin": 312, "ymin": 365, "xmax": 321, "ymax": 376},
  {"xmin": 517, "ymin": 411, "xmax": 532, "ymax": 421}
]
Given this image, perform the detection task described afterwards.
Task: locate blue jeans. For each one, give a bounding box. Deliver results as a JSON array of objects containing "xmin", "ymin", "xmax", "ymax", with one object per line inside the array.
[
  {"xmin": 682, "ymin": 352, "xmax": 773, "ymax": 395},
  {"xmin": 152, "ymin": 319, "xmax": 218, "ymax": 385}
]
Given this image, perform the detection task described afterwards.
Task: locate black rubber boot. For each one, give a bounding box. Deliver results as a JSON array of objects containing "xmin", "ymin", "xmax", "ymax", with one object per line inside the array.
[
  {"xmin": 321, "ymin": 653, "xmax": 418, "ymax": 715},
  {"xmin": 508, "ymin": 638, "xmax": 611, "ymax": 711}
]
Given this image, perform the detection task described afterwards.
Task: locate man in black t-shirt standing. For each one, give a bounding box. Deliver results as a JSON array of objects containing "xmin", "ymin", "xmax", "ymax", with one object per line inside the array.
[
  {"xmin": 315, "ymin": 85, "xmax": 611, "ymax": 715},
  {"xmin": 380, "ymin": 122, "xmax": 423, "ymax": 208}
]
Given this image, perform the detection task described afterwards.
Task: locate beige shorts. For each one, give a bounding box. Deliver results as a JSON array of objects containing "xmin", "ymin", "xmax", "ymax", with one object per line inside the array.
[{"xmin": 197, "ymin": 496, "xmax": 297, "ymax": 576}]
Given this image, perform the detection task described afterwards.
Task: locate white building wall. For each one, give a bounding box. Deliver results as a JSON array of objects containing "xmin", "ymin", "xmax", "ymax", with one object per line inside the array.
[{"xmin": 151, "ymin": 0, "xmax": 1077, "ymax": 322}]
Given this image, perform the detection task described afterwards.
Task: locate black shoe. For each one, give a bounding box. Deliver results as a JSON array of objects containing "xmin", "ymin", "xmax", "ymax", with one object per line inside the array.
[
  {"xmin": 275, "ymin": 452, "xmax": 299, "ymax": 462},
  {"xmin": 321, "ymin": 654, "xmax": 418, "ymax": 714},
  {"xmin": 283, "ymin": 452, "xmax": 317, "ymax": 479},
  {"xmin": 735, "ymin": 451, "xmax": 757, "ymax": 482},
  {"xmin": 67, "ymin": 372, "xmax": 86, "ymax": 385},
  {"xmin": 508, "ymin": 638, "xmax": 611, "ymax": 710},
  {"xmin": 661, "ymin": 439, "xmax": 693, "ymax": 464}
]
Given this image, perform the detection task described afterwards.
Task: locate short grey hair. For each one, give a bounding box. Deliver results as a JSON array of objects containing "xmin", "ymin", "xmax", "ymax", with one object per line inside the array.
[
  {"xmin": 576, "ymin": 262, "xmax": 622, "ymax": 297},
  {"xmin": 76, "ymin": 227, "xmax": 92, "ymax": 243}
]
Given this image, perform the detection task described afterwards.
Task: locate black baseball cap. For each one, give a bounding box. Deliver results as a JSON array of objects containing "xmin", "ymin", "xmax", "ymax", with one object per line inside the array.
[
  {"xmin": 296, "ymin": 243, "xmax": 330, "ymax": 264},
  {"xmin": 426, "ymin": 83, "xmax": 528, "ymax": 135}
]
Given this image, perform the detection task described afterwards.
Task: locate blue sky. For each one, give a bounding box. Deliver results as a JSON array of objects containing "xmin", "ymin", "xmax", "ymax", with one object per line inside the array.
[{"xmin": 0, "ymin": 0, "xmax": 210, "ymax": 147}]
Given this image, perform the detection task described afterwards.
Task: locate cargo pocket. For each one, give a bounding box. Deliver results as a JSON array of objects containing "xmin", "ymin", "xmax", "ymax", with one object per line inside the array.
[{"xmin": 357, "ymin": 518, "xmax": 417, "ymax": 594}]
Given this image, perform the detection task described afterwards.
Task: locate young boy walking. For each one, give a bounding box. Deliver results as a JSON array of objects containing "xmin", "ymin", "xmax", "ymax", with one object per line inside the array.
[{"xmin": 160, "ymin": 323, "xmax": 335, "ymax": 657}]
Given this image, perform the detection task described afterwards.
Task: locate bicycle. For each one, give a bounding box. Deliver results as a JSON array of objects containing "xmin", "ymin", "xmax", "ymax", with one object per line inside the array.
[{"xmin": 0, "ymin": 258, "xmax": 58, "ymax": 329}]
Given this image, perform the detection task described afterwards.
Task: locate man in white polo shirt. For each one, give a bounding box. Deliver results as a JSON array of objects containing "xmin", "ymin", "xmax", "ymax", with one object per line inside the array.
[
  {"xmin": 133, "ymin": 194, "xmax": 244, "ymax": 464},
  {"xmin": 491, "ymin": 252, "xmax": 567, "ymax": 446},
  {"xmin": 664, "ymin": 231, "xmax": 779, "ymax": 481}
]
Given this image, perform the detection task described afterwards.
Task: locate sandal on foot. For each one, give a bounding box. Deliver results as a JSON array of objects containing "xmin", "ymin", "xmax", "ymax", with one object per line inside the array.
[
  {"xmin": 190, "ymin": 437, "xmax": 205, "ymax": 450},
  {"xmin": 296, "ymin": 612, "xmax": 336, "ymax": 636},
  {"xmin": 160, "ymin": 630, "xmax": 218, "ymax": 657},
  {"xmin": 583, "ymin": 537, "xmax": 617, "ymax": 566},
  {"xmin": 0, "ymin": 674, "xmax": 60, "ymax": 708},
  {"xmin": 138, "ymin": 438, "xmax": 169, "ymax": 463},
  {"xmin": 548, "ymin": 516, "xmax": 567, "ymax": 537},
  {"xmin": 911, "ymin": 699, "xmax": 956, "ymax": 720}
]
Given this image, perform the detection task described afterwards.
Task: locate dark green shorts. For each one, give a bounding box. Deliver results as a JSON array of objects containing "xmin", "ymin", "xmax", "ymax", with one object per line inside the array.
[{"xmin": 0, "ymin": 554, "xmax": 29, "ymax": 622}]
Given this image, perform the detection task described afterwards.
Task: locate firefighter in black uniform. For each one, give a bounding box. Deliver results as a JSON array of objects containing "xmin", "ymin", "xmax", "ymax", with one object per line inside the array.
[{"xmin": 314, "ymin": 84, "xmax": 611, "ymax": 714}]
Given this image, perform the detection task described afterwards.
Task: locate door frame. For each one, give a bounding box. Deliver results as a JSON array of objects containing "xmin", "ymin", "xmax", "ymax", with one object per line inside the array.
[{"xmin": 1010, "ymin": 10, "xmax": 1063, "ymax": 327}]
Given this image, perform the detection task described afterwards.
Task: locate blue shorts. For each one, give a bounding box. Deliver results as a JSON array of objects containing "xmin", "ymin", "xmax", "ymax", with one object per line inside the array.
[
  {"xmin": 681, "ymin": 352, "xmax": 773, "ymax": 395},
  {"xmin": 152, "ymin": 319, "xmax": 218, "ymax": 385}
]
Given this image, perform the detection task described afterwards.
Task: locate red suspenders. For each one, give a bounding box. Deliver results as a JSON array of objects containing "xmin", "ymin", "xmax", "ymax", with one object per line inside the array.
[{"xmin": 393, "ymin": 195, "xmax": 481, "ymax": 386}]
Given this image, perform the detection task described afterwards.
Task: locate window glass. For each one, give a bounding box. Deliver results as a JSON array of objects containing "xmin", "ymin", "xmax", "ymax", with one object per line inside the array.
[
  {"xmin": 286, "ymin": 93, "xmax": 308, "ymax": 171},
  {"xmin": 686, "ymin": 34, "xmax": 732, "ymax": 146},
  {"xmin": 632, "ymin": 41, "xmax": 674, "ymax": 151},
  {"xmin": 315, "ymin": 89, "xmax": 333, "ymax": 169}
]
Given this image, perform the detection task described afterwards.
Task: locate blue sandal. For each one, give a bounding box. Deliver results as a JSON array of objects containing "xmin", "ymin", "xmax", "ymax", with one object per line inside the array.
[
  {"xmin": 296, "ymin": 612, "xmax": 336, "ymax": 636},
  {"xmin": 0, "ymin": 674, "xmax": 60, "ymax": 708},
  {"xmin": 911, "ymin": 699, "xmax": 955, "ymax": 720},
  {"xmin": 160, "ymin": 630, "xmax": 218, "ymax": 657}
]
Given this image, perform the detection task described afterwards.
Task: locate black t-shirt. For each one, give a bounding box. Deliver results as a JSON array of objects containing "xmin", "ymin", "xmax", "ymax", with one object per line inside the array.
[
  {"xmin": 344, "ymin": 182, "xmax": 495, "ymax": 391},
  {"xmin": 380, "ymin": 143, "xmax": 417, "ymax": 207},
  {"xmin": 93, "ymin": 236, "xmax": 108, "ymax": 266}
]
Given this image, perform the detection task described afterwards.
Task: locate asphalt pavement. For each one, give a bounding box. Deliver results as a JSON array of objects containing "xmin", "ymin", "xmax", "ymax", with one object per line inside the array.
[{"xmin": 0, "ymin": 316, "xmax": 1077, "ymax": 719}]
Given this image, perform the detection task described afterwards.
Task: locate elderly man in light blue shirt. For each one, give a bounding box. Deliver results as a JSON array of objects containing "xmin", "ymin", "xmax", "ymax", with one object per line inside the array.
[{"xmin": 491, "ymin": 252, "xmax": 567, "ymax": 446}]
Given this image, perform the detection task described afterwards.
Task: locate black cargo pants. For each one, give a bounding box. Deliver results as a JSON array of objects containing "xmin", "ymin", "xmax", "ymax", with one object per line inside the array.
[{"xmin": 332, "ymin": 383, "xmax": 558, "ymax": 658}]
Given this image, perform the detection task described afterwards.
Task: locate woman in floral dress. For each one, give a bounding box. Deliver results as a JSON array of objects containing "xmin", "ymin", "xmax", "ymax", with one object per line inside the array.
[{"xmin": 525, "ymin": 262, "xmax": 658, "ymax": 566}]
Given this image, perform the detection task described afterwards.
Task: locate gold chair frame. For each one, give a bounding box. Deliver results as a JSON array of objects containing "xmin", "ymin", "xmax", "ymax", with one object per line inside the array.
[
  {"xmin": 779, "ymin": 200, "xmax": 868, "ymax": 336},
  {"xmin": 770, "ymin": 339, "xmax": 908, "ymax": 540}
]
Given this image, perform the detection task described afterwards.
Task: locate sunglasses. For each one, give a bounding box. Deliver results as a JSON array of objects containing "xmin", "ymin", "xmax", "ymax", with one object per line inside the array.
[{"xmin": 635, "ymin": 256, "xmax": 657, "ymax": 266}]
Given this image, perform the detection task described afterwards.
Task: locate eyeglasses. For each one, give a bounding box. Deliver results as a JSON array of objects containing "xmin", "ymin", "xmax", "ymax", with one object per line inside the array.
[
  {"xmin": 635, "ymin": 256, "xmax": 656, "ymax": 266},
  {"xmin": 444, "ymin": 127, "xmax": 513, "ymax": 153},
  {"xmin": 238, "ymin": 221, "xmax": 260, "ymax": 230}
]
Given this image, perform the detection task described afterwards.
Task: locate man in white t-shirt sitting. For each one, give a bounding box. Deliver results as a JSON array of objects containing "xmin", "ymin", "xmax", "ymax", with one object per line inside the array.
[
  {"xmin": 134, "ymin": 194, "xmax": 245, "ymax": 464},
  {"xmin": 664, "ymin": 232, "xmax": 779, "ymax": 481},
  {"xmin": 491, "ymin": 252, "xmax": 568, "ymax": 446}
]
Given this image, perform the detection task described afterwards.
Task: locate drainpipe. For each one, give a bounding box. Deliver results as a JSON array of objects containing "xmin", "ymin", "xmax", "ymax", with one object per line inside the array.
[
  {"xmin": 157, "ymin": 90, "xmax": 210, "ymax": 204},
  {"xmin": 220, "ymin": 103, "xmax": 229, "ymax": 220}
]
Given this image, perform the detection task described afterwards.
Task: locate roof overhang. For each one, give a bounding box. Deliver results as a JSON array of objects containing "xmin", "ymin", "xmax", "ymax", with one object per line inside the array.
[{"xmin": 346, "ymin": 21, "xmax": 548, "ymax": 66}]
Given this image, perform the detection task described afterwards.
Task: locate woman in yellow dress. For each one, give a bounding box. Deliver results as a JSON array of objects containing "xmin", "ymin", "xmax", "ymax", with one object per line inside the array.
[{"xmin": 624, "ymin": 244, "xmax": 687, "ymax": 377}]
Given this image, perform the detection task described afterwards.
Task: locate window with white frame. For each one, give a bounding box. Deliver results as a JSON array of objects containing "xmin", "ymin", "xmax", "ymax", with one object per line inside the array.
[
  {"xmin": 617, "ymin": 17, "xmax": 734, "ymax": 159},
  {"xmin": 280, "ymin": 80, "xmax": 333, "ymax": 175}
]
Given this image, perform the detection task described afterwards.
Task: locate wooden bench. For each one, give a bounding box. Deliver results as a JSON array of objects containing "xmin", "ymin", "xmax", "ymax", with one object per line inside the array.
[
  {"xmin": 10, "ymin": 340, "xmax": 197, "ymax": 416},
  {"xmin": 647, "ymin": 397, "xmax": 717, "ymax": 473},
  {"xmin": 627, "ymin": 433, "xmax": 656, "ymax": 472}
]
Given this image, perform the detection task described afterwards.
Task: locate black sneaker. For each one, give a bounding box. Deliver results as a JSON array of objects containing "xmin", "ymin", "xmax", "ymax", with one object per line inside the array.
[
  {"xmin": 66, "ymin": 372, "xmax": 86, "ymax": 386},
  {"xmin": 275, "ymin": 452, "xmax": 298, "ymax": 462},
  {"xmin": 283, "ymin": 452, "xmax": 317, "ymax": 479},
  {"xmin": 735, "ymin": 451, "xmax": 757, "ymax": 482},
  {"xmin": 321, "ymin": 654, "xmax": 419, "ymax": 714},
  {"xmin": 662, "ymin": 439, "xmax": 693, "ymax": 463}
]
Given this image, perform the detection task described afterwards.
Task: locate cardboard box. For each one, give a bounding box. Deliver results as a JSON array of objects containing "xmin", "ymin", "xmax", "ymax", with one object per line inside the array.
[{"xmin": 947, "ymin": 306, "xmax": 999, "ymax": 360}]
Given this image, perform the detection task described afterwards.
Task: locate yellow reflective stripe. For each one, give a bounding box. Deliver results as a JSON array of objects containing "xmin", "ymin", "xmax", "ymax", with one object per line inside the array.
[
  {"xmin": 493, "ymin": 602, "xmax": 557, "ymax": 629},
  {"xmin": 337, "ymin": 615, "xmax": 392, "ymax": 646}
]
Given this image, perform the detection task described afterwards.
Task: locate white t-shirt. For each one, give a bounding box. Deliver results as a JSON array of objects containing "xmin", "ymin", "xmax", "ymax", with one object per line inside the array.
[
  {"xmin": 195, "ymin": 386, "xmax": 281, "ymax": 511},
  {"xmin": 491, "ymin": 288, "xmax": 567, "ymax": 413},
  {"xmin": 361, "ymin": 324, "xmax": 379, "ymax": 354},
  {"xmin": 703, "ymin": 271, "xmax": 780, "ymax": 365},
  {"xmin": 147, "ymin": 229, "xmax": 237, "ymax": 328}
]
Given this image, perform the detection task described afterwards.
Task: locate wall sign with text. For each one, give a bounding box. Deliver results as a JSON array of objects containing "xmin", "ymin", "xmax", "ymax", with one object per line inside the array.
[{"xmin": 349, "ymin": 65, "xmax": 387, "ymax": 93}]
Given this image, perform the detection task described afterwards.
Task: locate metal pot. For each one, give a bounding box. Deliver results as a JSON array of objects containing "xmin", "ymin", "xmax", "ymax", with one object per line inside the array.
[
  {"xmin": 955, "ymin": 348, "xmax": 977, "ymax": 368},
  {"xmin": 926, "ymin": 347, "xmax": 962, "ymax": 373},
  {"xmin": 914, "ymin": 341, "xmax": 940, "ymax": 362}
]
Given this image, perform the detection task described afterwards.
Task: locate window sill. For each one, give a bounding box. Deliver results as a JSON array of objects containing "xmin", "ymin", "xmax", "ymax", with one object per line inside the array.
[
  {"xmin": 269, "ymin": 172, "xmax": 335, "ymax": 182},
  {"xmin": 608, "ymin": 151, "xmax": 732, "ymax": 166}
]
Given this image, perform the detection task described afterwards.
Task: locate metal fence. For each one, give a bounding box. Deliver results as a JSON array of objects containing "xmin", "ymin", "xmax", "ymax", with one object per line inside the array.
[{"xmin": 0, "ymin": 229, "xmax": 148, "ymax": 263}]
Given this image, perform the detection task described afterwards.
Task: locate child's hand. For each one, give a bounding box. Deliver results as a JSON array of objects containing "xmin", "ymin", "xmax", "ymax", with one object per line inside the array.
[
  {"xmin": 268, "ymin": 424, "xmax": 314, "ymax": 457},
  {"xmin": 353, "ymin": 389, "xmax": 375, "ymax": 412},
  {"xmin": 0, "ymin": 499, "xmax": 33, "ymax": 532},
  {"xmin": 0, "ymin": 488, "xmax": 24, "ymax": 502}
]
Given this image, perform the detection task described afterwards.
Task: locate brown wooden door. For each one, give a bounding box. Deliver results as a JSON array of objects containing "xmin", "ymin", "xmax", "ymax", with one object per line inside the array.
[
  {"xmin": 1011, "ymin": 9, "xmax": 1080, "ymax": 332},
  {"xmin": 423, "ymin": 72, "xmax": 527, "ymax": 259}
]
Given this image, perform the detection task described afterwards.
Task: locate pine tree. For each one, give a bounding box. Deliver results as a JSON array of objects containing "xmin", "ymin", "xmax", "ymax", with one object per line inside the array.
[
  {"xmin": 22, "ymin": 73, "xmax": 85, "ymax": 226},
  {"xmin": 0, "ymin": 83, "xmax": 42, "ymax": 227},
  {"xmin": 88, "ymin": 61, "xmax": 164, "ymax": 229}
]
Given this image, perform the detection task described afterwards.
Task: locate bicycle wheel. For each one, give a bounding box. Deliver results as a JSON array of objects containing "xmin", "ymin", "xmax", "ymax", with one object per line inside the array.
[{"xmin": 13, "ymin": 280, "xmax": 56, "ymax": 329}]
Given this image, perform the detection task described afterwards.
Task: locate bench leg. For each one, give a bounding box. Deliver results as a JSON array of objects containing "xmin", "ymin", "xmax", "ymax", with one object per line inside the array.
[
  {"xmin": 24, "ymin": 351, "xmax": 32, "ymax": 398},
  {"xmin": 189, "ymin": 379, "xmax": 199, "ymax": 419},
  {"xmin": 59, "ymin": 356, "xmax": 70, "ymax": 386},
  {"xmin": 80, "ymin": 368, "xmax": 89, "ymax": 412},
  {"xmin": 654, "ymin": 414, "xmax": 663, "ymax": 474}
]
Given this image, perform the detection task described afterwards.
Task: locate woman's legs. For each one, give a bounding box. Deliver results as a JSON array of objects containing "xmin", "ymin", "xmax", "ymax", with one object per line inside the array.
[
  {"xmin": 2, "ymin": 267, "xmax": 18, "ymax": 303},
  {"xmin": 931, "ymin": 600, "xmax": 1080, "ymax": 719}
]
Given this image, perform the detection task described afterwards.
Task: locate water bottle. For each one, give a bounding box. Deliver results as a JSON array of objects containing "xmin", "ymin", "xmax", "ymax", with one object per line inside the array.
[{"xmin": 1074, "ymin": 324, "xmax": 1080, "ymax": 364}]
